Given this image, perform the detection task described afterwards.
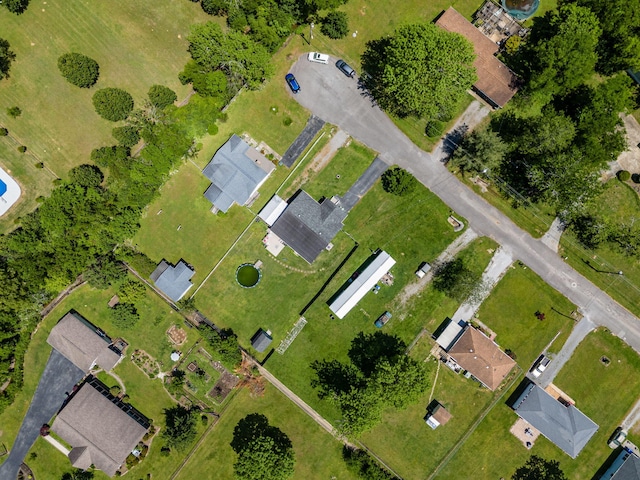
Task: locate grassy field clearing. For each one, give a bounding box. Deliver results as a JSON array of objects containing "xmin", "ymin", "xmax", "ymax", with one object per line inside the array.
[
  {"xmin": 0, "ymin": 0, "xmax": 212, "ymax": 176},
  {"xmin": 175, "ymin": 384, "xmax": 359, "ymax": 480},
  {"xmin": 436, "ymin": 329, "xmax": 640, "ymax": 479}
]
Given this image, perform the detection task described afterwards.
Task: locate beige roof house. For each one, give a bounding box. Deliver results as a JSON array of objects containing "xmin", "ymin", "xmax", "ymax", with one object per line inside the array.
[
  {"xmin": 52, "ymin": 378, "xmax": 149, "ymax": 477},
  {"xmin": 436, "ymin": 7, "xmax": 519, "ymax": 108},
  {"xmin": 47, "ymin": 311, "xmax": 121, "ymax": 372},
  {"xmin": 448, "ymin": 326, "xmax": 515, "ymax": 390}
]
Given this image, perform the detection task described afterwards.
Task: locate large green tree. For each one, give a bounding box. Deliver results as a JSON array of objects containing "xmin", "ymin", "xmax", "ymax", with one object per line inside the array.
[
  {"xmin": 0, "ymin": 39, "xmax": 16, "ymax": 80},
  {"xmin": 187, "ymin": 22, "xmax": 274, "ymax": 91},
  {"xmin": 361, "ymin": 23, "xmax": 477, "ymax": 119},
  {"xmin": 512, "ymin": 455, "xmax": 567, "ymax": 480},
  {"xmin": 162, "ymin": 406, "xmax": 197, "ymax": 450},
  {"xmin": 520, "ymin": 4, "xmax": 601, "ymax": 97},
  {"xmin": 567, "ymin": 0, "xmax": 640, "ymax": 74},
  {"xmin": 57, "ymin": 53, "xmax": 100, "ymax": 88},
  {"xmin": 3, "ymin": 0, "xmax": 29, "ymax": 14},
  {"xmin": 231, "ymin": 414, "xmax": 295, "ymax": 480},
  {"xmin": 92, "ymin": 88, "xmax": 134, "ymax": 122},
  {"xmin": 450, "ymin": 128, "xmax": 508, "ymax": 175}
]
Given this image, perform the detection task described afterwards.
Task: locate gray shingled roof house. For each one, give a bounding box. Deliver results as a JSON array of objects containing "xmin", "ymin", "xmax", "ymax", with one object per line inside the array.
[
  {"xmin": 602, "ymin": 449, "xmax": 640, "ymax": 480},
  {"xmin": 47, "ymin": 311, "xmax": 122, "ymax": 372},
  {"xmin": 202, "ymin": 134, "xmax": 275, "ymax": 213},
  {"xmin": 52, "ymin": 377, "xmax": 150, "ymax": 477},
  {"xmin": 251, "ymin": 329, "xmax": 273, "ymax": 353},
  {"xmin": 150, "ymin": 260, "xmax": 195, "ymax": 302},
  {"xmin": 269, "ymin": 190, "xmax": 347, "ymax": 263},
  {"xmin": 512, "ymin": 382, "xmax": 598, "ymax": 458}
]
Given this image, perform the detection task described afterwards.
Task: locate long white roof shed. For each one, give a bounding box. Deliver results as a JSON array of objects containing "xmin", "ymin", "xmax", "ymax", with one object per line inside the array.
[{"xmin": 329, "ymin": 251, "xmax": 396, "ymax": 319}]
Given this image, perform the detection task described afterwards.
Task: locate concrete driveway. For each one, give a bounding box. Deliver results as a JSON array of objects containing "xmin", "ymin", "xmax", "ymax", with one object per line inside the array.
[
  {"xmin": 288, "ymin": 56, "xmax": 640, "ymax": 356},
  {"xmin": 0, "ymin": 350, "xmax": 84, "ymax": 480}
]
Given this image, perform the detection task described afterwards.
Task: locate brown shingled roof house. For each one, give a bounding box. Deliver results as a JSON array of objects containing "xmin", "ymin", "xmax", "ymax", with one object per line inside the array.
[
  {"xmin": 436, "ymin": 7, "xmax": 519, "ymax": 108},
  {"xmin": 52, "ymin": 377, "xmax": 150, "ymax": 477},
  {"xmin": 47, "ymin": 311, "xmax": 122, "ymax": 372},
  {"xmin": 447, "ymin": 325, "xmax": 515, "ymax": 390}
]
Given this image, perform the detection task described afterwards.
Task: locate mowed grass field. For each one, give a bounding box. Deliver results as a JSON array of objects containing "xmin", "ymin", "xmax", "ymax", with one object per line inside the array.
[
  {"xmin": 436, "ymin": 329, "xmax": 640, "ymax": 479},
  {"xmin": 0, "ymin": 0, "xmax": 212, "ymax": 225},
  {"xmin": 175, "ymin": 384, "xmax": 359, "ymax": 480}
]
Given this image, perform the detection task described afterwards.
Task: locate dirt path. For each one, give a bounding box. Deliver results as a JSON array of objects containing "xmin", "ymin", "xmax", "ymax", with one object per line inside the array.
[{"xmin": 396, "ymin": 228, "xmax": 478, "ymax": 311}]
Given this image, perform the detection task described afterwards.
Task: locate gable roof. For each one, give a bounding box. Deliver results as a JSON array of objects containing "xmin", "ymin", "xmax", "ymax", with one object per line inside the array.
[
  {"xmin": 52, "ymin": 379, "xmax": 149, "ymax": 477},
  {"xmin": 270, "ymin": 191, "xmax": 347, "ymax": 263},
  {"xmin": 436, "ymin": 7, "xmax": 519, "ymax": 107},
  {"xmin": 202, "ymin": 134, "xmax": 275, "ymax": 212},
  {"xmin": 153, "ymin": 260, "xmax": 195, "ymax": 302},
  {"xmin": 447, "ymin": 326, "xmax": 515, "ymax": 390},
  {"xmin": 251, "ymin": 329, "xmax": 273, "ymax": 353},
  {"xmin": 47, "ymin": 311, "xmax": 121, "ymax": 372},
  {"xmin": 513, "ymin": 383, "xmax": 598, "ymax": 458},
  {"xmin": 611, "ymin": 452, "xmax": 640, "ymax": 480}
]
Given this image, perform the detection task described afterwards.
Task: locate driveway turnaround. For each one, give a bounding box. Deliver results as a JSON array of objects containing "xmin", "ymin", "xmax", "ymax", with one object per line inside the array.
[
  {"xmin": 0, "ymin": 350, "xmax": 84, "ymax": 480},
  {"xmin": 288, "ymin": 55, "xmax": 640, "ymax": 355}
]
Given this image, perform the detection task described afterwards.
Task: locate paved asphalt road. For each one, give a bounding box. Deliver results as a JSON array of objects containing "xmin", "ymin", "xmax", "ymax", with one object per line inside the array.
[
  {"xmin": 0, "ymin": 350, "xmax": 84, "ymax": 480},
  {"xmin": 289, "ymin": 56, "xmax": 640, "ymax": 353}
]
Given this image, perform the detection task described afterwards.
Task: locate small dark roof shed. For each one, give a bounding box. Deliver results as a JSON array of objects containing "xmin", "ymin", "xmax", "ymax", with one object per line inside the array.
[{"xmin": 251, "ymin": 329, "xmax": 273, "ymax": 353}]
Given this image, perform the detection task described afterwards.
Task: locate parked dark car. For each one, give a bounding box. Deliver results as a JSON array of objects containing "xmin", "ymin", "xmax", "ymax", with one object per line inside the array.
[
  {"xmin": 285, "ymin": 73, "xmax": 300, "ymax": 93},
  {"xmin": 336, "ymin": 59, "xmax": 355, "ymax": 78}
]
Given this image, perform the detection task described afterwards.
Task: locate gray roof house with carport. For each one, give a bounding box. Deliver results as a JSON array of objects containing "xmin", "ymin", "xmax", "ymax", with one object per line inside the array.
[
  {"xmin": 512, "ymin": 382, "xmax": 598, "ymax": 458},
  {"xmin": 202, "ymin": 134, "xmax": 275, "ymax": 212}
]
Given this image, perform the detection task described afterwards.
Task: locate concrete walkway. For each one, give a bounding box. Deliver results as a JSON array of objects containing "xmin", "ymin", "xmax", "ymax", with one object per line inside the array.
[
  {"xmin": 452, "ymin": 246, "xmax": 513, "ymax": 323},
  {"xmin": 43, "ymin": 434, "xmax": 70, "ymax": 455},
  {"xmin": 541, "ymin": 217, "xmax": 565, "ymax": 253}
]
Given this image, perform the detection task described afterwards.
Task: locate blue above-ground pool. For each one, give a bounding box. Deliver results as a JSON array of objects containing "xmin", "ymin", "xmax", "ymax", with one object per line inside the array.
[{"xmin": 0, "ymin": 179, "xmax": 6, "ymax": 197}]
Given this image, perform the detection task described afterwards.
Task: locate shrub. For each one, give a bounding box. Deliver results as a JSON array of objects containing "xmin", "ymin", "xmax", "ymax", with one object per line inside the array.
[
  {"xmin": 112, "ymin": 126, "xmax": 140, "ymax": 147},
  {"xmin": 57, "ymin": 53, "xmax": 100, "ymax": 88},
  {"xmin": 207, "ymin": 124, "xmax": 219, "ymax": 136},
  {"xmin": 17, "ymin": 145, "xmax": 26, "ymax": 153},
  {"xmin": 201, "ymin": 0, "xmax": 228, "ymax": 16},
  {"xmin": 632, "ymin": 173, "xmax": 640, "ymax": 184},
  {"xmin": 148, "ymin": 84, "xmax": 177, "ymax": 109},
  {"xmin": 109, "ymin": 385, "xmax": 121, "ymax": 396},
  {"xmin": 109, "ymin": 302, "xmax": 140, "ymax": 329},
  {"xmin": 35, "ymin": 162, "xmax": 44, "ymax": 168},
  {"xmin": 617, "ymin": 170, "xmax": 631, "ymax": 181},
  {"xmin": 425, "ymin": 120, "xmax": 445, "ymax": 137},
  {"xmin": 0, "ymin": 127, "xmax": 7, "ymax": 136},
  {"xmin": 321, "ymin": 11, "xmax": 349, "ymax": 39},
  {"xmin": 7, "ymin": 106, "xmax": 21, "ymax": 118},
  {"xmin": 92, "ymin": 88, "xmax": 134, "ymax": 121},
  {"xmin": 282, "ymin": 116, "xmax": 293, "ymax": 126},
  {"xmin": 381, "ymin": 166, "xmax": 417, "ymax": 196}
]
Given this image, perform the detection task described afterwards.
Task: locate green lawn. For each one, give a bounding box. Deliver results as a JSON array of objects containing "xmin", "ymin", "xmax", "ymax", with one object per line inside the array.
[
  {"xmin": 296, "ymin": 139, "xmax": 378, "ymax": 200},
  {"xmin": 0, "ymin": 0, "xmax": 212, "ymax": 177},
  {"xmin": 175, "ymin": 384, "xmax": 359, "ymax": 480},
  {"xmin": 475, "ymin": 264, "xmax": 577, "ymax": 367},
  {"xmin": 436, "ymin": 329, "xmax": 640, "ymax": 479},
  {"xmin": 560, "ymin": 180, "xmax": 640, "ymax": 318}
]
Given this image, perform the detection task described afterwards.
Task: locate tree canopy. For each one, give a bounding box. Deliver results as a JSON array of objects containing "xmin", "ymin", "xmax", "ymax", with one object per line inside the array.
[
  {"xmin": 188, "ymin": 22, "xmax": 274, "ymax": 91},
  {"xmin": 519, "ymin": 4, "xmax": 601, "ymax": 97},
  {"xmin": 148, "ymin": 84, "xmax": 177, "ymax": 109},
  {"xmin": 381, "ymin": 167, "xmax": 417, "ymax": 196},
  {"xmin": 57, "ymin": 53, "xmax": 100, "ymax": 88},
  {"xmin": 162, "ymin": 406, "xmax": 197, "ymax": 450},
  {"xmin": 512, "ymin": 455, "xmax": 567, "ymax": 480},
  {"xmin": 362, "ymin": 23, "xmax": 477, "ymax": 119},
  {"xmin": 566, "ymin": 0, "xmax": 640, "ymax": 74},
  {"xmin": 231, "ymin": 414, "xmax": 295, "ymax": 480},
  {"xmin": 3, "ymin": 0, "xmax": 29, "ymax": 14},
  {"xmin": 311, "ymin": 332, "xmax": 429, "ymax": 436},
  {"xmin": 0, "ymin": 39, "xmax": 16, "ymax": 81},
  {"xmin": 92, "ymin": 88, "xmax": 134, "ymax": 122}
]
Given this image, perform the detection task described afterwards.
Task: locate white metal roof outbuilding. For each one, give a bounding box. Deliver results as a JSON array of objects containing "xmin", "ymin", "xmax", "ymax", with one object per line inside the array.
[
  {"xmin": 258, "ymin": 195, "xmax": 288, "ymax": 226},
  {"xmin": 329, "ymin": 251, "xmax": 396, "ymax": 319}
]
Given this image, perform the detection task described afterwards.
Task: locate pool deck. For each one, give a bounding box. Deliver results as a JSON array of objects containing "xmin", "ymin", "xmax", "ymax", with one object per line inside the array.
[{"xmin": 0, "ymin": 166, "xmax": 21, "ymax": 216}]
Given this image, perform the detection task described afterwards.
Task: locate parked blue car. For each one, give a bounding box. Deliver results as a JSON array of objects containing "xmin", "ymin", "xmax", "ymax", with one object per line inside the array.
[{"xmin": 285, "ymin": 73, "xmax": 300, "ymax": 94}]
